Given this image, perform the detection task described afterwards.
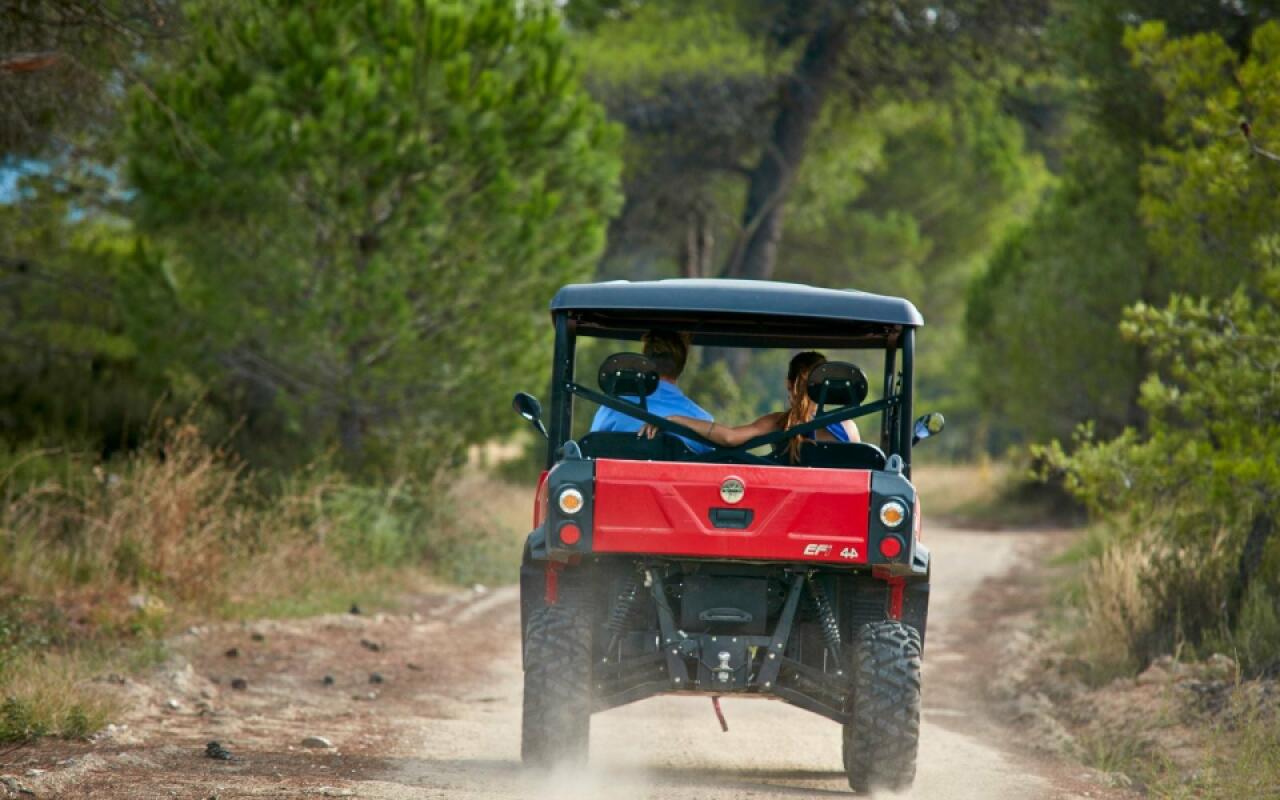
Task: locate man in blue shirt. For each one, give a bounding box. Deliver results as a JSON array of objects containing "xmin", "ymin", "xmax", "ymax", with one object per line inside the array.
[{"xmin": 590, "ymin": 330, "xmax": 714, "ymax": 453}]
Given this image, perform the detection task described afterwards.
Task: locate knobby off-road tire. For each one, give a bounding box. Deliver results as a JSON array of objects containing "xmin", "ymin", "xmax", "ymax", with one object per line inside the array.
[
  {"xmin": 843, "ymin": 620, "xmax": 922, "ymax": 794},
  {"xmin": 521, "ymin": 602, "xmax": 592, "ymax": 767}
]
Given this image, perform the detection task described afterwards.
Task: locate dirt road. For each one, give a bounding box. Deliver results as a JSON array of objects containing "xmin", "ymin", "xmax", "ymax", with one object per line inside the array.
[{"xmin": 3, "ymin": 526, "xmax": 1119, "ymax": 799}]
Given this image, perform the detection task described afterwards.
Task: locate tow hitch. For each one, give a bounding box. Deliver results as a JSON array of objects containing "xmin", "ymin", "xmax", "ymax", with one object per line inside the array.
[{"xmin": 647, "ymin": 570, "xmax": 808, "ymax": 693}]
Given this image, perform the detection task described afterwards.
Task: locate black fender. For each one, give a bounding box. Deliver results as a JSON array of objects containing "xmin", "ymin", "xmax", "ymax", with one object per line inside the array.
[
  {"xmin": 519, "ymin": 532, "xmax": 546, "ymax": 668},
  {"xmin": 902, "ymin": 567, "xmax": 930, "ymax": 653}
]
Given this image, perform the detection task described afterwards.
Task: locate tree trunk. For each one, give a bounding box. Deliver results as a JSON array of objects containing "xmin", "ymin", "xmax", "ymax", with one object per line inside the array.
[
  {"xmin": 338, "ymin": 403, "xmax": 363, "ymax": 461},
  {"xmin": 339, "ymin": 343, "xmax": 365, "ymax": 462},
  {"xmin": 681, "ymin": 207, "xmax": 715, "ymax": 278},
  {"xmin": 1227, "ymin": 503, "xmax": 1275, "ymax": 629},
  {"xmin": 337, "ymin": 227, "xmax": 379, "ymax": 464},
  {"xmin": 723, "ymin": 17, "xmax": 850, "ymax": 282}
]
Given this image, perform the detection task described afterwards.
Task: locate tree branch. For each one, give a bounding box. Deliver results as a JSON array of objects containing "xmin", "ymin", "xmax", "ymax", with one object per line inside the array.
[
  {"xmin": 0, "ymin": 51, "xmax": 62, "ymax": 73},
  {"xmin": 1240, "ymin": 121, "xmax": 1280, "ymax": 163}
]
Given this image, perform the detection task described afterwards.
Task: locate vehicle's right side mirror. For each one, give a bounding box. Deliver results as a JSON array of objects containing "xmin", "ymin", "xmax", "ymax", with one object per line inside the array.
[
  {"xmin": 512, "ymin": 392, "xmax": 548, "ymax": 439},
  {"xmin": 912, "ymin": 412, "xmax": 945, "ymax": 446}
]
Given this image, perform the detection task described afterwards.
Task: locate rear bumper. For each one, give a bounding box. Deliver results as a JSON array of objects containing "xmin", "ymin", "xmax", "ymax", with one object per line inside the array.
[{"xmin": 535, "ymin": 456, "xmax": 924, "ymax": 576}]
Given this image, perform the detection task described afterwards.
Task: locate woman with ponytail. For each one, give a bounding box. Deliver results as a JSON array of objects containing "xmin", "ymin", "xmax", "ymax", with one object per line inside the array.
[
  {"xmin": 778, "ymin": 351, "xmax": 860, "ymax": 461},
  {"xmin": 642, "ymin": 351, "xmax": 860, "ymax": 461}
]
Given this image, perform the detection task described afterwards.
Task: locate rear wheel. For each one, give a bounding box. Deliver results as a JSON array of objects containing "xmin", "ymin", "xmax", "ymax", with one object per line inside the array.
[
  {"xmin": 521, "ymin": 602, "xmax": 592, "ymax": 767},
  {"xmin": 843, "ymin": 620, "xmax": 922, "ymax": 794}
]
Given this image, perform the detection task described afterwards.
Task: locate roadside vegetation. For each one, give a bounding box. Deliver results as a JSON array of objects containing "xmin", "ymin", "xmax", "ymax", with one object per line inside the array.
[
  {"xmin": 0, "ymin": 420, "xmax": 526, "ymax": 742},
  {"xmin": 3, "ymin": 0, "xmax": 602, "ymax": 744},
  {"xmin": 1011, "ymin": 18, "xmax": 1280, "ymax": 796},
  {"xmin": 1045, "ymin": 20, "xmax": 1280, "ymax": 682}
]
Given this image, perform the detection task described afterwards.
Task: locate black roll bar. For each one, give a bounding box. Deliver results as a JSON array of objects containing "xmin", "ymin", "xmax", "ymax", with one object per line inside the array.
[
  {"xmin": 567, "ymin": 382, "xmax": 895, "ymax": 465},
  {"xmin": 546, "ymin": 313, "xmax": 576, "ymax": 470},
  {"xmin": 898, "ymin": 327, "xmax": 914, "ymax": 478}
]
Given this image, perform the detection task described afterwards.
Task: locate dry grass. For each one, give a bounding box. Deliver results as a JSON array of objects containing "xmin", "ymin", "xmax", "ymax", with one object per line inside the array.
[
  {"xmin": 0, "ymin": 422, "xmax": 531, "ymax": 742},
  {"xmin": 912, "ymin": 460, "xmax": 1084, "ymax": 528},
  {"xmin": 912, "ymin": 460, "xmax": 1010, "ymax": 520},
  {"xmin": 0, "ymin": 651, "xmax": 117, "ymax": 742},
  {"xmin": 430, "ymin": 468, "xmax": 532, "ymax": 587},
  {"xmin": 0, "ymin": 424, "xmax": 363, "ymax": 741},
  {"xmin": 1059, "ymin": 525, "xmax": 1244, "ymax": 683},
  {"xmin": 1043, "ymin": 524, "xmax": 1280, "ymax": 796},
  {"xmin": 1186, "ymin": 707, "xmax": 1280, "ymax": 800},
  {"xmin": 1, "ymin": 424, "xmax": 389, "ymax": 624},
  {"xmin": 1075, "ymin": 538, "xmax": 1155, "ymax": 679},
  {"xmin": 3, "ymin": 424, "xmax": 246, "ymax": 612},
  {"xmin": 1065, "ymin": 681, "xmax": 1280, "ymax": 800}
]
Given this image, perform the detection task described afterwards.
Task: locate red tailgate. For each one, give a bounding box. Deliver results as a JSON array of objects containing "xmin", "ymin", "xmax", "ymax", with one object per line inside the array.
[{"xmin": 591, "ymin": 459, "xmax": 870, "ymax": 564}]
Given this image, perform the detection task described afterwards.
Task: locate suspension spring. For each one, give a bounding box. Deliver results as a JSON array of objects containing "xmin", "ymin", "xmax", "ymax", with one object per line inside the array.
[
  {"xmin": 604, "ymin": 574, "xmax": 644, "ymax": 655},
  {"xmin": 808, "ymin": 576, "xmax": 842, "ymax": 663}
]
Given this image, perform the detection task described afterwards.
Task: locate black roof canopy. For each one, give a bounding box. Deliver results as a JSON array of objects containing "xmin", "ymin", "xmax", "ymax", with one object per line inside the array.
[{"xmin": 550, "ymin": 279, "xmax": 923, "ymax": 349}]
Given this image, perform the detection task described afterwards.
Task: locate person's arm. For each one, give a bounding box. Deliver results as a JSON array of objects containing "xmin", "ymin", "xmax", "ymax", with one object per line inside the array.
[
  {"xmin": 841, "ymin": 419, "xmax": 861, "ymax": 443},
  {"xmin": 644, "ymin": 412, "xmax": 782, "ymax": 447}
]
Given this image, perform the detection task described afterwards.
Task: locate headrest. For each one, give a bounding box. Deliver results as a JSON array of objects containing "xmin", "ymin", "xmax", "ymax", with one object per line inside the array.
[
  {"xmin": 806, "ymin": 361, "xmax": 868, "ymax": 407},
  {"xmin": 599, "ymin": 352, "xmax": 660, "ymax": 398}
]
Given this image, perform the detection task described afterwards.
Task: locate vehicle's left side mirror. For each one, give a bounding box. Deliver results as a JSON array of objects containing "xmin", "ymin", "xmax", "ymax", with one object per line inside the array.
[
  {"xmin": 912, "ymin": 412, "xmax": 945, "ymax": 446},
  {"xmin": 512, "ymin": 392, "xmax": 548, "ymax": 439}
]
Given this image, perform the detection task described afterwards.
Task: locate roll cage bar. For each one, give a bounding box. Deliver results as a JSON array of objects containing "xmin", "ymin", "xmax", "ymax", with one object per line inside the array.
[
  {"xmin": 569, "ymin": 381, "xmax": 895, "ymax": 465},
  {"xmin": 545, "ymin": 311, "xmax": 918, "ymax": 476}
]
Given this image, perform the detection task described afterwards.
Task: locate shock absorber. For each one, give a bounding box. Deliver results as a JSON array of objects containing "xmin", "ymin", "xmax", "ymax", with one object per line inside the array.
[
  {"xmin": 807, "ymin": 576, "xmax": 842, "ymax": 665},
  {"xmin": 604, "ymin": 573, "xmax": 644, "ymax": 656}
]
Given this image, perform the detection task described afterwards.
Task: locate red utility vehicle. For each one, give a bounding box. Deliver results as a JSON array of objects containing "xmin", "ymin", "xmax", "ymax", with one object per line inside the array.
[{"xmin": 513, "ymin": 279, "xmax": 943, "ymax": 794}]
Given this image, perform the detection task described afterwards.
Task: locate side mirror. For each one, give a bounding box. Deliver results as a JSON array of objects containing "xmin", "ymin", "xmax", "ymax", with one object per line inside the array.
[
  {"xmin": 512, "ymin": 392, "xmax": 548, "ymax": 439},
  {"xmin": 912, "ymin": 412, "xmax": 945, "ymax": 446}
]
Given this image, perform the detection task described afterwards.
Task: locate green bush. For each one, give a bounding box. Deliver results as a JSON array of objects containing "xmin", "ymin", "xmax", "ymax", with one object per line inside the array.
[
  {"xmin": 124, "ymin": 0, "xmax": 621, "ymax": 476},
  {"xmin": 1041, "ymin": 22, "xmax": 1280, "ymax": 677}
]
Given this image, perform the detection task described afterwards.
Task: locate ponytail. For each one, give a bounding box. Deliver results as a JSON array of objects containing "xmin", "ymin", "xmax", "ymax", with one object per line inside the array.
[{"xmin": 782, "ymin": 352, "xmax": 826, "ymax": 464}]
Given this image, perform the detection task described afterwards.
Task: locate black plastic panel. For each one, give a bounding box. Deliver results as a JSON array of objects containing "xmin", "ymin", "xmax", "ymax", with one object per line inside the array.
[{"xmin": 709, "ymin": 507, "xmax": 754, "ymax": 529}]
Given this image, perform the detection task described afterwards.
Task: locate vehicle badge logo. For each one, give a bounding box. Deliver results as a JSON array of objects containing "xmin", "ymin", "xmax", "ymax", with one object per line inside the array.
[{"xmin": 720, "ymin": 477, "xmax": 745, "ymax": 504}]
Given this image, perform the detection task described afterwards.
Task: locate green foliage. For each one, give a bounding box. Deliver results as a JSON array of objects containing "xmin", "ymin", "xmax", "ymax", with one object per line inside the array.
[
  {"xmin": 562, "ymin": 0, "xmax": 644, "ymax": 31},
  {"xmin": 316, "ymin": 484, "xmax": 428, "ymax": 570},
  {"xmin": 124, "ymin": 0, "xmax": 621, "ymax": 474},
  {"xmin": 0, "ymin": 181, "xmax": 181, "ymax": 453},
  {"xmin": 1033, "ymin": 21, "xmax": 1280, "ymax": 678},
  {"xmin": 1129, "ymin": 20, "xmax": 1280, "ymax": 295},
  {"xmin": 1190, "ymin": 710, "xmax": 1280, "ymax": 800},
  {"xmin": 580, "ymin": 1, "xmax": 1048, "ymax": 453},
  {"xmin": 1048, "ymin": 0, "xmax": 1280, "ymax": 145},
  {"xmin": 1215, "ymin": 583, "xmax": 1280, "ymax": 678},
  {"xmin": 782, "ymin": 82, "xmax": 1048, "ymax": 456},
  {"xmin": 968, "ymin": 131, "xmax": 1150, "ymax": 447},
  {"xmin": 682, "ymin": 351, "xmax": 778, "ymax": 429},
  {"xmin": 580, "ymin": 3, "xmax": 1050, "ymax": 447},
  {"xmin": 574, "ymin": 1, "xmax": 777, "ymax": 281},
  {"xmin": 1, "ymin": 5, "xmax": 187, "ymax": 463},
  {"xmin": 1042, "ymin": 279, "xmax": 1280, "ymax": 667},
  {"xmin": 0, "ymin": 696, "xmax": 49, "ymax": 741},
  {"xmin": 969, "ymin": 1, "xmax": 1280, "ymax": 452},
  {"xmin": 577, "ymin": 3, "xmax": 770, "ymax": 88}
]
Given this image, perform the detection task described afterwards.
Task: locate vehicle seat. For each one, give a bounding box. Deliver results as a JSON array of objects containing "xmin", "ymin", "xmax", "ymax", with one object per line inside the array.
[
  {"xmin": 771, "ymin": 440, "xmax": 887, "ymax": 470},
  {"xmin": 577, "ymin": 431, "xmax": 694, "ymax": 461}
]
